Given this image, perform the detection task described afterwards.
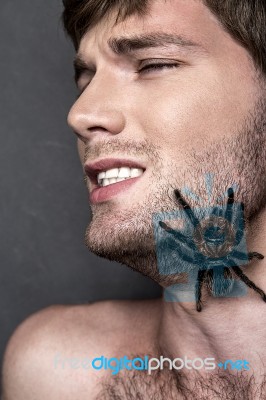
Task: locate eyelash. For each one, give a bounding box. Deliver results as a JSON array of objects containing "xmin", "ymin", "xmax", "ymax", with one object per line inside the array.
[{"xmin": 137, "ymin": 62, "xmax": 181, "ymax": 73}]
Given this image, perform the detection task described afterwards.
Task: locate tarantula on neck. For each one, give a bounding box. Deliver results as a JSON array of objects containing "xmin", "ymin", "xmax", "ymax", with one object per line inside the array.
[{"xmin": 159, "ymin": 187, "xmax": 265, "ymax": 312}]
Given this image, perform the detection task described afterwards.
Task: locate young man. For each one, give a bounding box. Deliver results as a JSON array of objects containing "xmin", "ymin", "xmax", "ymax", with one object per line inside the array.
[{"xmin": 2, "ymin": 0, "xmax": 266, "ymax": 398}]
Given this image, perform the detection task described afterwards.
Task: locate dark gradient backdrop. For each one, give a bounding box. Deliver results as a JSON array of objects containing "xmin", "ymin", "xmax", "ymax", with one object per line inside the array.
[{"xmin": 0, "ymin": 0, "xmax": 161, "ymax": 378}]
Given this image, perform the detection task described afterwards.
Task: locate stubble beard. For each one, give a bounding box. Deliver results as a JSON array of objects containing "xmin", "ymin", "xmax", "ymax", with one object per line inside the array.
[{"xmin": 84, "ymin": 97, "xmax": 266, "ymax": 286}]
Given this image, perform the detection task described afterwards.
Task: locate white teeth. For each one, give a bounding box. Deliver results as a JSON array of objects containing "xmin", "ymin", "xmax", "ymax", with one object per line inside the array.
[
  {"xmin": 131, "ymin": 168, "xmax": 143, "ymax": 178},
  {"xmin": 118, "ymin": 167, "xmax": 131, "ymax": 178},
  {"xmin": 105, "ymin": 168, "xmax": 119, "ymax": 178},
  {"xmin": 98, "ymin": 171, "xmax": 106, "ymax": 180},
  {"xmin": 97, "ymin": 167, "xmax": 144, "ymax": 187},
  {"xmin": 101, "ymin": 177, "xmax": 127, "ymax": 187},
  {"xmin": 102, "ymin": 179, "xmax": 110, "ymax": 187}
]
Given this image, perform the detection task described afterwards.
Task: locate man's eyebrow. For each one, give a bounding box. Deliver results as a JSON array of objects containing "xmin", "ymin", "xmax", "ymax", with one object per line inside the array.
[
  {"xmin": 107, "ymin": 32, "xmax": 206, "ymax": 55},
  {"xmin": 73, "ymin": 32, "xmax": 206, "ymax": 84}
]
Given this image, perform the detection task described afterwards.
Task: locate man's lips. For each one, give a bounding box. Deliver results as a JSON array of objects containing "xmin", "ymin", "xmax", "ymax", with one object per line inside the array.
[
  {"xmin": 84, "ymin": 158, "xmax": 146, "ymax": 185},
  {"xmin": 84, "ymin": 158, "xmax": 146, "ymax": 204},
  {"xmin": 89, "ymin": 176, "xmax": 143, "ymax": 204}
]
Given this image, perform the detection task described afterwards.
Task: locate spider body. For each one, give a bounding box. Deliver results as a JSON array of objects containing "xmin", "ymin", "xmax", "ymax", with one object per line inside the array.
[{"xmin": 159, "ymin": 188, "xmax": 265, "ymax": 312}]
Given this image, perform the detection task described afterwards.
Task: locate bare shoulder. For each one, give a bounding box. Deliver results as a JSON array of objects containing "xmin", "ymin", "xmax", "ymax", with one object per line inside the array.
[{"xmin": 2, "ymin": 298, "xmax": 162, "ymax": 400}]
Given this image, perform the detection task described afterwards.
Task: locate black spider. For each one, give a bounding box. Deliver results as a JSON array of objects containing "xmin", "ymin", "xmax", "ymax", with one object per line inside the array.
[{"xmin": 159, "ymin": 188, "xmax": 265, "ymax": 312}]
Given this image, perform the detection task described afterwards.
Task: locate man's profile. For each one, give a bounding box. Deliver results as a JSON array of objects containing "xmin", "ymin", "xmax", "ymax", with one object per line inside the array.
[{"xmin": 2, "ymin": 0, "xmax": 266, "ymax": 398}]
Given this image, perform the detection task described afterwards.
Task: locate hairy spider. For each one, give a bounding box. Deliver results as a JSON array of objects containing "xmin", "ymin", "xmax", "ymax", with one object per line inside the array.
[{"xmin": 159, "ymin": 188, "xmax": 265, "ymax": 312}]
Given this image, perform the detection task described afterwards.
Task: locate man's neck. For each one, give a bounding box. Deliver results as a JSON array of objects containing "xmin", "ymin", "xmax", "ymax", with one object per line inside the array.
[
  {"xmin": 159, "ymin": 287, "xmax": 266, "ymax": 362},
  {"xmin": 158, "ymin": 208, "xmax": 266, "ymax": 374}
]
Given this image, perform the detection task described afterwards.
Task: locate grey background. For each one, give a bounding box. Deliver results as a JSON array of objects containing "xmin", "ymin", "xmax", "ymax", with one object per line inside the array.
[{"xmin": 0, "ymin": 0, "xmax": 161, "ymax": 378}]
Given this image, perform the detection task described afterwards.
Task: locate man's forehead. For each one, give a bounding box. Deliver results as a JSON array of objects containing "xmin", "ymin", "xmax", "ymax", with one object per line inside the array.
[{"xmin": 78, "ymin": 0, "xmax": 221, "ymax": 54}]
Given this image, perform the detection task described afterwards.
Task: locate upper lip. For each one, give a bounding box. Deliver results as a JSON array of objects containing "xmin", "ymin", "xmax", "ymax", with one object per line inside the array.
[{"xmin": 84, "ymin": 158, "xmax": 146, "ymax": 185}]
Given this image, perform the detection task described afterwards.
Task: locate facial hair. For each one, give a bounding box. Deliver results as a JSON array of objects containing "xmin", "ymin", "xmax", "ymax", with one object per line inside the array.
[{"xmin": 84, "ymin": 97, "xmax": 266, "ymax": 286}]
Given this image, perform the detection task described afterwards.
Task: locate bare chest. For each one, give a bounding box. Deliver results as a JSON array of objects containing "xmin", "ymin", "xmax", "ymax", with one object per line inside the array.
[{"xmin": 95, "ymin": 367, "xmax": 266, "ymax": 400}]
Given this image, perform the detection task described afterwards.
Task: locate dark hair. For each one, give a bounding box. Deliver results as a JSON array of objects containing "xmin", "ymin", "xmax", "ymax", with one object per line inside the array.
[{"xmin": 62, "ymin": 0, "xmax": 266, "ymax": 75}]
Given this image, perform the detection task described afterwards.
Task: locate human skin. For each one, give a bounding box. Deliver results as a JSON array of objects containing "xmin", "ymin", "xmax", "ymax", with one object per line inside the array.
[
  {"xmin": 71, "ymin": 0, "xmax": 266, "ymax": 380},
  {"xmin": 2, "ymin": 0, "xmax": 266, "ymax": 398},
  {"xmin": 72, "ymin": 0, "xmax": 266, "ymax": 285}
]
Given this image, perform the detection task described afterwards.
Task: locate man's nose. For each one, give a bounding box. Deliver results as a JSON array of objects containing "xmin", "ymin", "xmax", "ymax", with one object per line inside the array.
[{"xmin": 67, "ymin": 78, "xmax": 126, "ymax": 142}]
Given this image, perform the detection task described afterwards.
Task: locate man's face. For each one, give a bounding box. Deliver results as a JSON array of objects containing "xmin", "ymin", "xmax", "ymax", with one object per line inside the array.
[{"xmin": 67, "ymin": 0, "xmax": 265, "ymax": 284}]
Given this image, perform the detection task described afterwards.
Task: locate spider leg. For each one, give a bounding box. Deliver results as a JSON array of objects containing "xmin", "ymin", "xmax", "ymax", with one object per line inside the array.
[
  {"xmin": 231, "ymin": 249, "xmax": 265, "ymax": 266},
  {"xmin": 159, "ymin": 221, "xmax": 196, "ymax": 248},
  {"xmin": 166, "ymin": 241, "xmax": 196, "ymax": 264},
  {"xmin": 232, "ymin": 265, "xmax": 266, "ymax": 302},
  {"xmin": 195, "ymin": 269, "xmax": 207, "ymax": 312},
  {"xmin": 224, "ymin": 187, "xmax": 235, "ymax": 224},
  {"xmin": 231, "ymin": 250, "xmax": 250, "ymax": 261},
  {"xmin": 223, "ymin": 266, "xmax": 233, "ymax": 279},
  {"xmin": 174, "ymin": 189, "xmax": 200, "ymax": 227},
  {"xmin": 248, "ymin": 252, "xmax": 264, "ymax": 261}
]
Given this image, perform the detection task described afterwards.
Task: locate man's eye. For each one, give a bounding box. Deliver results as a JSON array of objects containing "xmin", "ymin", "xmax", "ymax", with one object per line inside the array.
[{"xmin": 138, "ymin": 62, "xmax": 181, "ymax": 73}]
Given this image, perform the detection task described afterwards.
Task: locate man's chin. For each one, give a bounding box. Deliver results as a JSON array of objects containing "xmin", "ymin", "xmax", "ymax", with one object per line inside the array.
[
  {"xmin": 85, "ymin": 220, "xmax": 155, "ymax": 262},
  {"xmin": 85, "ymin": 224, "xmax": 183, "ymax": 287}
]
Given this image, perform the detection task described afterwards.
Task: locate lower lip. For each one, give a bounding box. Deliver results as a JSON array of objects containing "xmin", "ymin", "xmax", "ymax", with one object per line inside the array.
[{"xmin": 90, "ymin": 176, "xmax": 142, "ymax": 204}]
